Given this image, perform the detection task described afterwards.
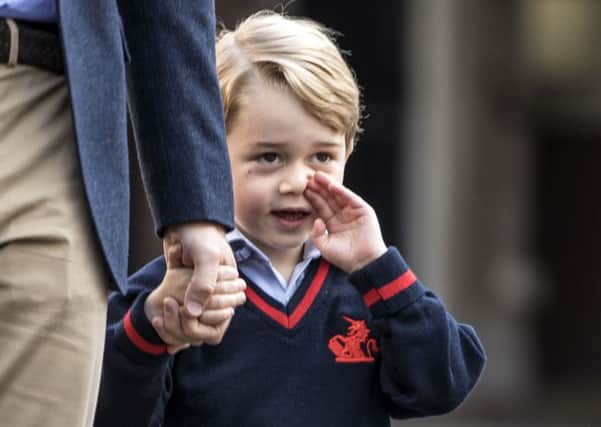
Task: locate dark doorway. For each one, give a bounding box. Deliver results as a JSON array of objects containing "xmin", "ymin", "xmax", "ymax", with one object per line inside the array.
[{"xmin": 535, "ymin": 99, "xmax": 601, "ymax": 385}]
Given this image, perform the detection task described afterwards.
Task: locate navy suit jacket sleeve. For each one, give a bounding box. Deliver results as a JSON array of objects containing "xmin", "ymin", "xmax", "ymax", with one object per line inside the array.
[{"xmin": 118, "ymin": 0, "xmax": 234, "ymax": 236}]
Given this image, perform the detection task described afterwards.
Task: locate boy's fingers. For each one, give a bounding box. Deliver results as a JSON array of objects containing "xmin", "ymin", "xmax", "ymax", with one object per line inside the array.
[
  {"xmin": 313, "ymin": 170, "xmax": 332, "ymax": 185},
  {"xmin": 199, "ymin": 307, "xmax": 235, "ymax": 326},
  {"xmin": 150, "ymin": 316, "xmax": 169, "ymax": 342},
  {"xmin": 166, "ymin": 342, "xmax": 190, "ymax": 355},
  {"xmin": 152, "ymin": 315, "xmax": 186, "ymax": 347},
  {"xmin": 310, "ymin": 218, "xmax": 328, "ymax": 251},
  {"xmin": 179, "ymin": 312, "xmax": 206, "ymax": 343},
  {"xmin": 311, "ymin": 173, "xmax": 368, "ymax": 218},
  {"xmin": 179, "ymin": 315, "xmax": 231, "ymax": 345},
  {"xmin": 311, "ymin": 171, "xmax": 341, "ymax": 207},
  {"xmin": 160, "ymin": 298, "xmax": 190, "ymax": 344},
  {"xmin": 311, "ymin": 217, "xmax": 327, "ymax": 237},
  {"xmin": 305, "ymin": 187, "xmax": 335, "ymax": 221},
  {"xmin": 305, "ymin": 175, "xmax": 323, "ymax": 192},
  {"xmin": 314, "ymin": 180, "xmax": 343, "ymax": 212},
  {"xmin": 203, "ymin": 318, "xmax": 232, "ymax": 346},
  {"xmin": 170, "ymin": 307, "xmax": 204, "ymax": 347},
  {"xmin": 312, "ymin": 171, "xmax": 358, "ymax": 207},
  {"xmin": 328, "ymin": 180, "xmax": 366, "ymax": 209}
]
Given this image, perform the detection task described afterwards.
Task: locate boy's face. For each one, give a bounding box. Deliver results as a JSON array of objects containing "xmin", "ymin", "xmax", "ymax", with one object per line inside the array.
[{"xmin": 227, "ymin": 81, "xmax": 347, "ymax": 262}]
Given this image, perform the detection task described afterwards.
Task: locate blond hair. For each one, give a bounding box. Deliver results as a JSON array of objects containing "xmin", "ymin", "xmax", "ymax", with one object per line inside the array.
[{"xmin": 216, "ymin": 11, "xmax": 362, "ymax": 151}]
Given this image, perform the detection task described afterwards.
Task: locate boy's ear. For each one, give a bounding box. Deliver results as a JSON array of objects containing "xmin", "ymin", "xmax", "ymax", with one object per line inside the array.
[
  {"xmin": 166, "ymin": 244, "xmax": 184, "ymax": 269},
  {"xmin": 345, "ymin": 141, "xmax": 354, "ymax": 160}
]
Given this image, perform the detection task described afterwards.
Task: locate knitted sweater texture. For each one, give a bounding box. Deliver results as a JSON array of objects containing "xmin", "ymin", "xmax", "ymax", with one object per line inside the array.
[{"xmin": 95, "ymin": 248, "xmax": 486, "ymax": 427}]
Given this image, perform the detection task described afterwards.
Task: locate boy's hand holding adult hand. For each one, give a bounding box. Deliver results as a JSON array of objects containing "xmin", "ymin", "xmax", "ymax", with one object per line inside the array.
[
  {"xmin": 304, "ymin": 172, "xmax": 387, "ymax": 273},
  {"xmin": 152, "ymin": 271, "xmax": 246, "ymax": 354},
  {"xmin": 147, "ymin": 240, "xmax": 246, "ymax": 354},
  {"xmin": 163, "ymin": 221, "xmax": 237, "ymax": 317}
]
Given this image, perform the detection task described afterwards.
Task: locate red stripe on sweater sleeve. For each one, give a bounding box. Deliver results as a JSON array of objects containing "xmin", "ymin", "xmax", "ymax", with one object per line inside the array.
[
  {"xmin": 363, "ymin": 289, "xmax": 381, "ymax": 308},
  {"xmin": 123, "ymin": 309, "xmax": 167, "ymax": 355},
  {"xmin": 378, "ymin": 270, "xmax": 417, "ymax": 300}
]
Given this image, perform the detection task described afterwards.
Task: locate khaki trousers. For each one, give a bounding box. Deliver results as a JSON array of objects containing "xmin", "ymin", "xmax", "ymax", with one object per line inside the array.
[{"xmin": 0, "ymin": 64, "xmax": 108, "ymax": 427}]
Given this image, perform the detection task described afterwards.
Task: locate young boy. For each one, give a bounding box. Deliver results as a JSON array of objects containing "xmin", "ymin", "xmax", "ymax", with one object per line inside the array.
[{"xmin": 95, "ymin": 11, "xmax": 486, "ymax": 427}]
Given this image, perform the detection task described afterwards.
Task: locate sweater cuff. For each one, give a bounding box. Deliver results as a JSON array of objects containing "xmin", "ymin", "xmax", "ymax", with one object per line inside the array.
[
  {"xmin": 114, "ymin": 291, "xmax": 169, "ymax": 361},
  {"xmin": 348, "ymin": 247, "xmax": 426, "ymax": 317}
]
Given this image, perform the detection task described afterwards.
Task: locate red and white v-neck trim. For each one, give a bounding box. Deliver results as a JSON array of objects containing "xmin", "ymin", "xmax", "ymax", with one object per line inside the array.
[{"xmin": 244, "ymin": 259, "xmax": 329, "ymax": 329}]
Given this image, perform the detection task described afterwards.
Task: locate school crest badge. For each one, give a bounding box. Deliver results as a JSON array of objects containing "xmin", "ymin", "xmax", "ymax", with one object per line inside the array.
[{"xmin": 328, "ymin": 316, "xmax": 379, "ymax": 363}]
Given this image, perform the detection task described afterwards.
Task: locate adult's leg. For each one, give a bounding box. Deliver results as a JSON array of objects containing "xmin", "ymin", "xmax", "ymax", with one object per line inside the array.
[{"xmin": 0, "ymin": 64, "xmax": 108, "ymax": 427}]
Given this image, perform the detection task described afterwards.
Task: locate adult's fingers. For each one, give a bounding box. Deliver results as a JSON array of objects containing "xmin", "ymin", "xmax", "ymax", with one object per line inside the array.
[
  {"xmin": 184, "ymin": 235, "xmax": 239, "ymax": 316},
  {"xmin": 163, "ymin": 222, "xmax": 232, "ymax": 316},
  {"xmin": 215, "ymin": 277, "xmax": 247, "ymax": 294},
  {"xmin": 164, "ymin": 242, "xmax": 184, "ymax": 269},
  {"xmin": 221, "ymin": 240, "xmax": 237, "ymax": 268},
  {"xmin": 204, "ymin": 291, "xmax": 246, "ymax": 311},
  {"xmin": 184, "ymin": 253, "xmax": 218, "ymax": 316},
  {"xmin": 217, "ymin": 264, "xmax": 239, "ymax": 282}
]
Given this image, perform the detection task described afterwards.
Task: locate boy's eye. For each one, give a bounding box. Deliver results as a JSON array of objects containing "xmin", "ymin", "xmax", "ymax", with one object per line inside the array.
[
  {"xmin": 313, "ymin": 152, "xmax": 332, "ymax": 163},
  {"xmin": 257, "ymin": 152, "xmax": 279, "ymax": 163}
]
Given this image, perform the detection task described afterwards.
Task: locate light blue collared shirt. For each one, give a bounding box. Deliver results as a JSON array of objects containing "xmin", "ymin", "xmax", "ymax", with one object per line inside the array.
[
  {"xmin": 227, "ymin": 229, "xmax": 321, "ymax": 305},
  {"xmin": 0, "ymin": 0, "xmax": 56, "ymax": 23}
]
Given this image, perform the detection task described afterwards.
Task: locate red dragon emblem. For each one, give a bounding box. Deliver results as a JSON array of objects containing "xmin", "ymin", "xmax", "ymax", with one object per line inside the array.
[{"xmin": 328, "ymin": 316, "xmax": 379, "ymax": 363}]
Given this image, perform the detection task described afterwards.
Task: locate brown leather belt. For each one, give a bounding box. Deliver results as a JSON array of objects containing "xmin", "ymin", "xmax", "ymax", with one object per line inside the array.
[{"xmin": 0, "ymin": 18, "xmax": 64, "ymax": 75}]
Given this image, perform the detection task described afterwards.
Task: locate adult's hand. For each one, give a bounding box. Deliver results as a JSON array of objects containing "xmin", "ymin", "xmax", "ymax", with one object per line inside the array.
[{"xmin": 163, "ymin": 221, "xmax": 237, "ymax": 317}]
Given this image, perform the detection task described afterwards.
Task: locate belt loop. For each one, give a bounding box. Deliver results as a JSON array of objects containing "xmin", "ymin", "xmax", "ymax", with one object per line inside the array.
[{"xmin": 5, "ymin": 19, "xmax": 19, "ymax": 67}]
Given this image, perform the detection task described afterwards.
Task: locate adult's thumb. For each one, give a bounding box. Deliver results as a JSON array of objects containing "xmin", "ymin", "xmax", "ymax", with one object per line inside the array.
[
  {"xmin": 183, "ymin": 262, "xmax": 217, "ymax": 317},
  {"xmin": 166, "ymin": 244, "xmax": 184, "ymax": 269}
]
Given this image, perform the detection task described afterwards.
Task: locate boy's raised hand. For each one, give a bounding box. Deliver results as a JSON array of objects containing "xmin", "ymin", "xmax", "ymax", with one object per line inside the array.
[{"xmin": 305, "ymin": 172, "xmax": 387, "ymax": 273}]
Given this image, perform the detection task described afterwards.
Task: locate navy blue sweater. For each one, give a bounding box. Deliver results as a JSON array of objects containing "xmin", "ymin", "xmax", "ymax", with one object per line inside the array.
[{"xmin": 95, "ymin": 248, "xmax": 486, "ymax": 427}]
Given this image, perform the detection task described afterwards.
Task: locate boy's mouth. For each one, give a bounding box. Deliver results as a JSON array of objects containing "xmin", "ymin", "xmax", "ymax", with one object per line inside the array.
[{"xmin": 271, "ymin": 209, "xmax": 311, "ymax": 223}]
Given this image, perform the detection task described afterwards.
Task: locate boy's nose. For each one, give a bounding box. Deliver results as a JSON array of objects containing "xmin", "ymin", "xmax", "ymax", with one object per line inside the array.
[{"xmin": 279, "ymin": 167, "xmax": 313, "ymax": 194}]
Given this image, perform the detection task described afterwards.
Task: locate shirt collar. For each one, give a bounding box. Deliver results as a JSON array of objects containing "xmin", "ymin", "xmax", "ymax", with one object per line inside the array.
[{"xmin": 226, "ymin": 228, "xmax": 321, "ymax": 265}]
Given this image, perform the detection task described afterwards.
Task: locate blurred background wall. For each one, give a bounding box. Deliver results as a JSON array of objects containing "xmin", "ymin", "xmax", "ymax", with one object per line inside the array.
[{"xmin": 128, "ymin": 0, "xmax": 601, "ymax": 425}]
